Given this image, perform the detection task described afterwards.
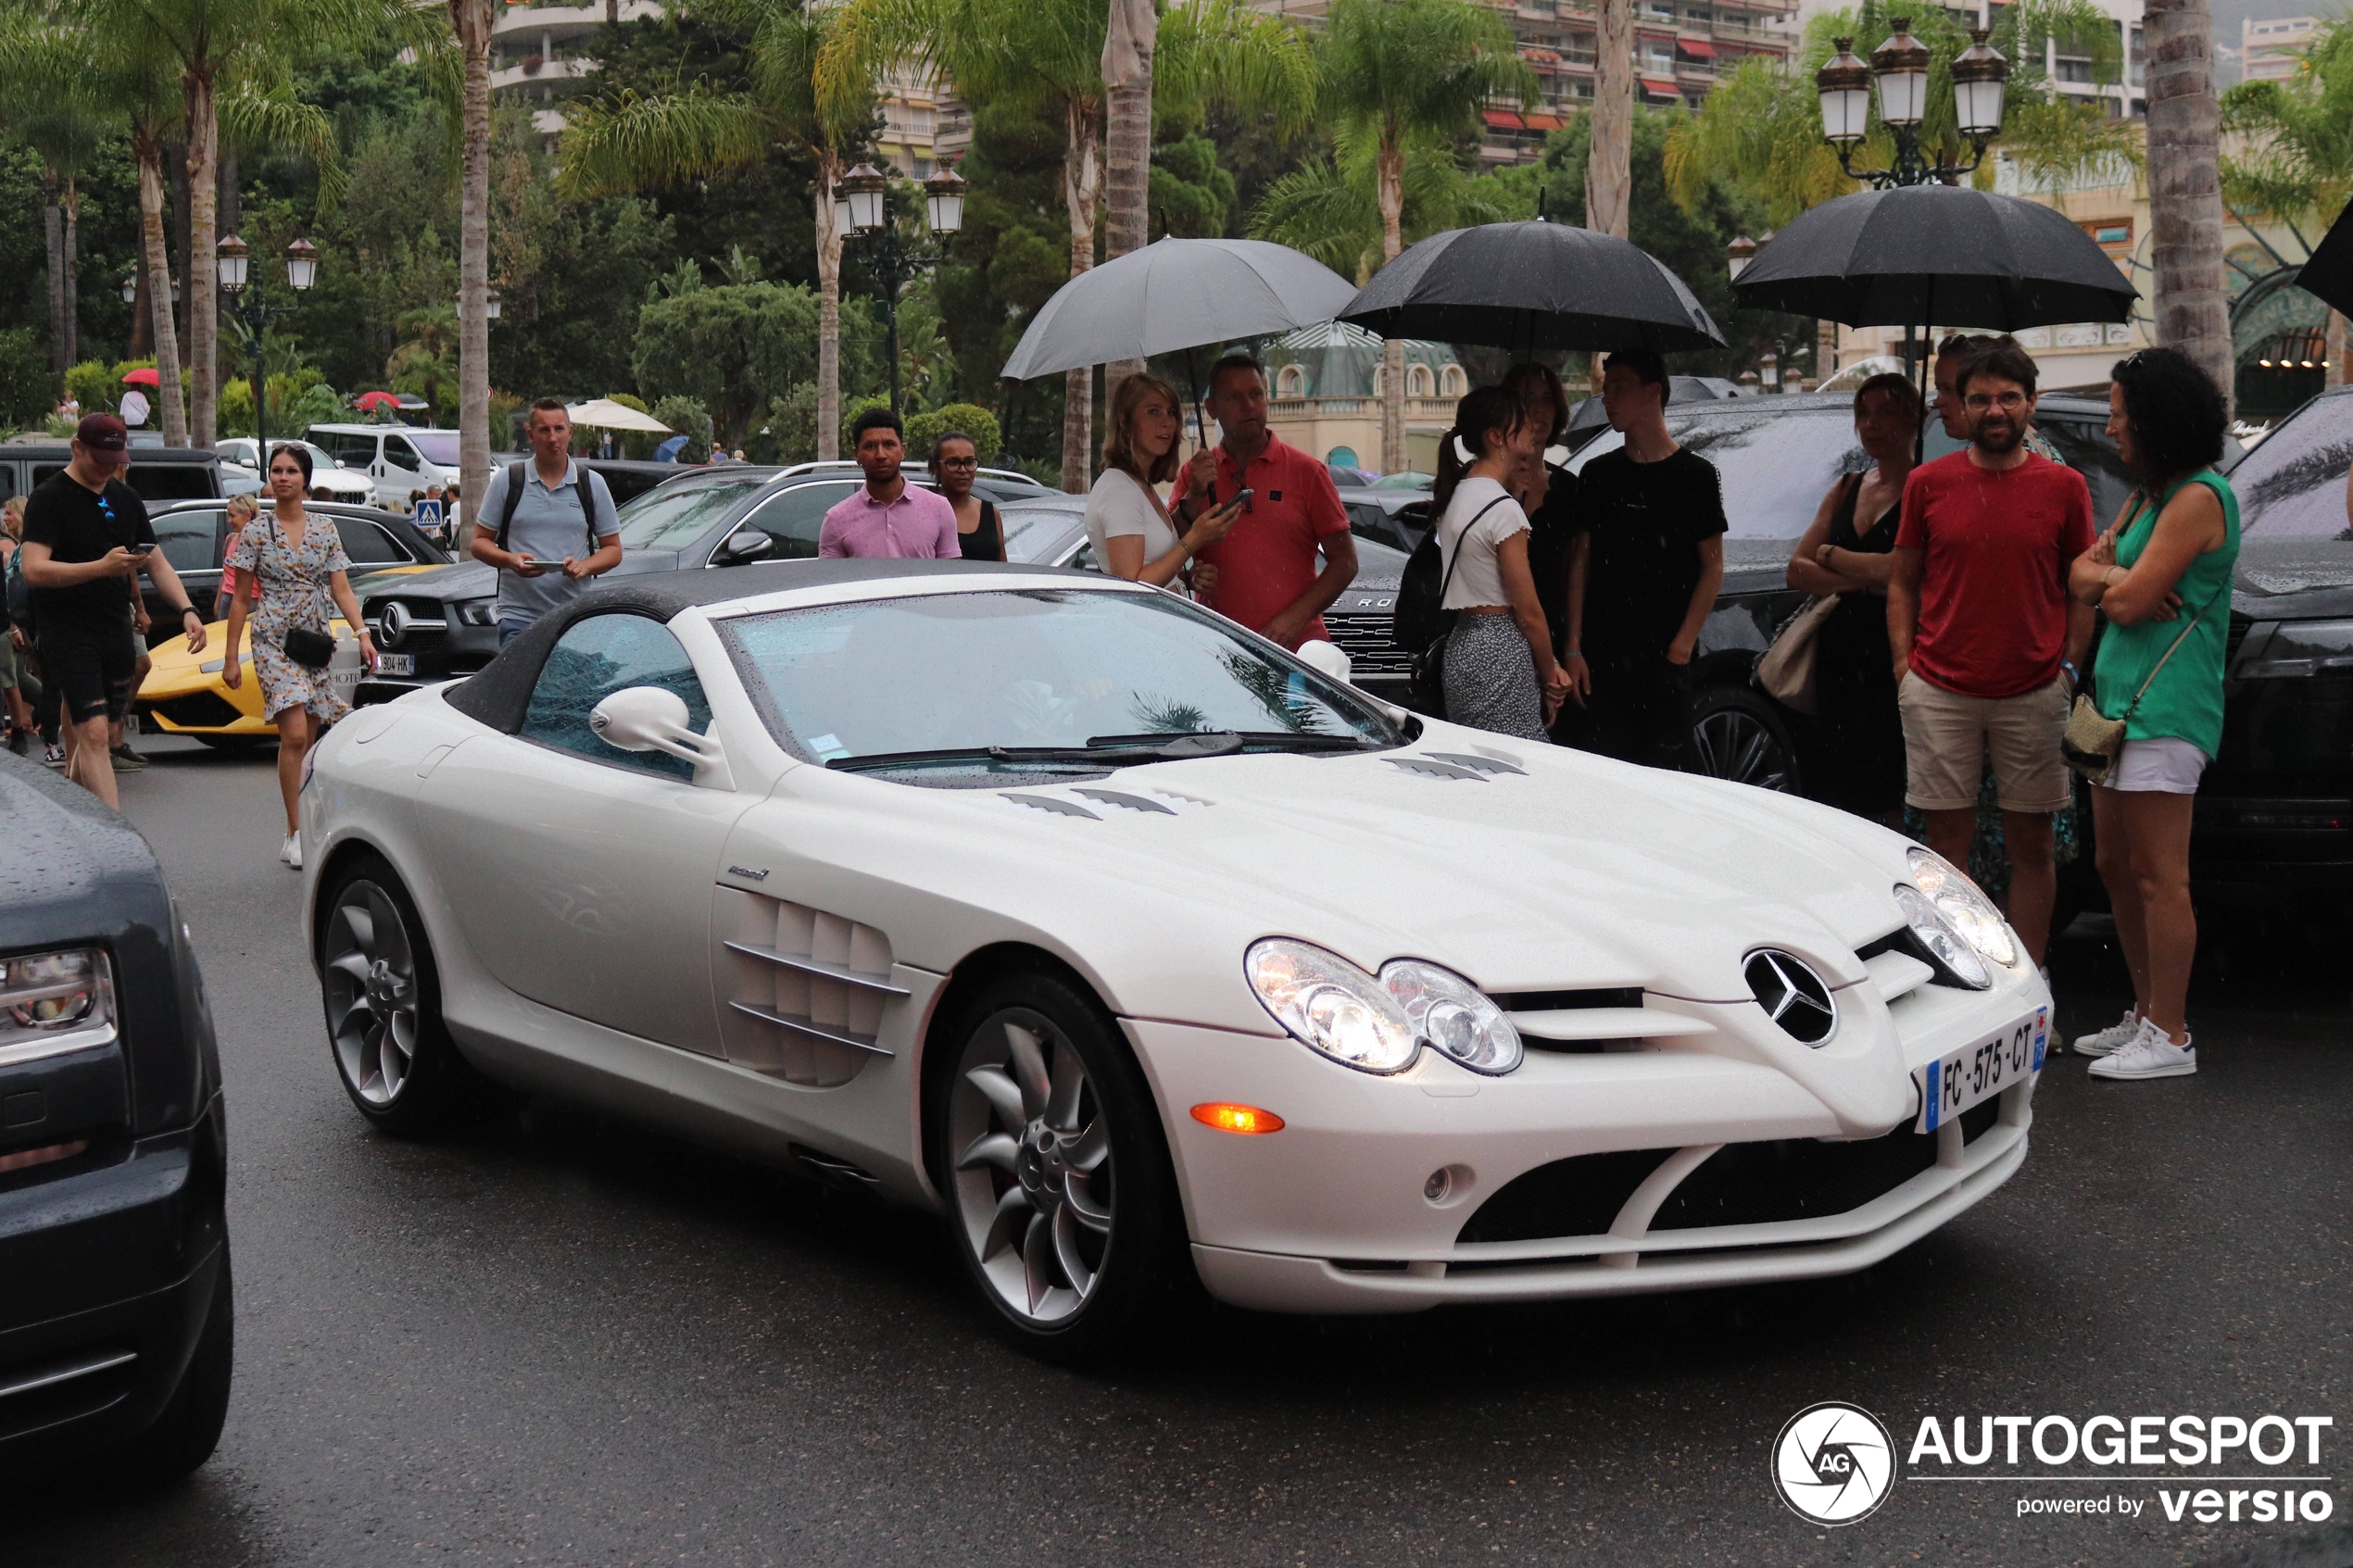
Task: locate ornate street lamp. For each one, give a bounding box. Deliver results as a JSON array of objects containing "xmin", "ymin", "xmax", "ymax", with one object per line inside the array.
[
  {"xmin": 840, "ymin": 162, "xmax": 967, "ymax": 415},
  {"xmin": 1726, "ymin": 233, "xmax": 1758, "ymax": 281},
  {"xmin": 217, "ymin": 234, "xmax": 321, "ymax": 453},
  {"xmin": 1816, "ymin": 20, "xmax": 2007, "ymax": 188}
]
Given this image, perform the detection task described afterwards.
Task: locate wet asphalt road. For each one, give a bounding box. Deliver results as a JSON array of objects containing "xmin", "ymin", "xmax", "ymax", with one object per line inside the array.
[{"xmin": 4, "ymin": 735, "xmax": 2350, "ymax": 1568}]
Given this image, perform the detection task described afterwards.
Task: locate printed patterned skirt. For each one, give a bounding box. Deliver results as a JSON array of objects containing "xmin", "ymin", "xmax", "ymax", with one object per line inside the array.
[{"xmin": 1441, "ymin": 612, "xmax": 1548, "ymax": 743}]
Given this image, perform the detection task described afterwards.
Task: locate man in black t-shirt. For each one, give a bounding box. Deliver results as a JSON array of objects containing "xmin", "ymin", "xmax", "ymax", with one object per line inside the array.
[
  {"xmin": 1560, "ymin": 349, "xmax": 1727, "ymax": 770},
  {"xmin": 19, "ymin": 415, "xmax": 208, "ymax": 807}
]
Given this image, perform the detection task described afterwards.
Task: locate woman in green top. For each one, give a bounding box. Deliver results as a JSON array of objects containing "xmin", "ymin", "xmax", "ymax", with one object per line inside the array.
[{"xmin": 2066, "ymin": 348, "xmax": 2239, "ymax": 1082}]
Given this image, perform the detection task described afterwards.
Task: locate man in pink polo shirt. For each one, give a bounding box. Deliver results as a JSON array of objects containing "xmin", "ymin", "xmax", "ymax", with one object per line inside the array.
[
  {"xmin": 1168, "ymin": 354, "xmax": 1356, "ymax": 648},
  {"xmin": 819, "ymin": 408, "xmax": 962, "ymax": 558}
]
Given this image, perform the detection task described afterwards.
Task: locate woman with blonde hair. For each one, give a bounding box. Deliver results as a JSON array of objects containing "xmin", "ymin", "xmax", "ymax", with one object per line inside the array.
[
  {"xmin": 1083, "ymin": 373, "xmax": 1242, "ymax": 588},
  {"xmin": 218, "ymin": 494, "xmax": 260, "ymax": 621}
]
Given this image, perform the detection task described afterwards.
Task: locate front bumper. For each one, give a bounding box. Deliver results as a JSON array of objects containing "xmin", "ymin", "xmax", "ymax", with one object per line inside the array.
[
  {"xmin": 1129, "ymin": 972, "xmax": 2043, "ymax": 1313},
  {"xmin": 0, "ymin": 1102, "xmax": 229, "ymax": 1461}
]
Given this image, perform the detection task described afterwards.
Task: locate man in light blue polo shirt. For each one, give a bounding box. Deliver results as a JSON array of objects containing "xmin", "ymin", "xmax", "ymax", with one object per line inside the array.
[{"xmin": 470, "ymin": 398, "xmax": 623, "ymax": 646}]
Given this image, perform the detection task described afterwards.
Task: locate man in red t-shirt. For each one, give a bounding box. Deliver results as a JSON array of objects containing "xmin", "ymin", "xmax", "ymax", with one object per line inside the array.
[
  {"xmin": 1169, "ymin": 355, "xmax": 1356, "ymax": 649},
  {"xmin": 1889, "ymin": 340, "xmax": 2095, "ymax": 966}
]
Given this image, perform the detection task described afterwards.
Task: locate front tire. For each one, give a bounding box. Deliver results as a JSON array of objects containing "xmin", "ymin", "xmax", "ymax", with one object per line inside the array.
[
  {"xmin": 931, "ymin": 972, "xmax": 1188, "ymax": 1362},
  {"xmin": 318, "ymin": 857, "xmax": 497, "ymax": 1135},
  {"xmin": 1692, "ymin": 684, "xmax": 1802, "ymax": 793}
]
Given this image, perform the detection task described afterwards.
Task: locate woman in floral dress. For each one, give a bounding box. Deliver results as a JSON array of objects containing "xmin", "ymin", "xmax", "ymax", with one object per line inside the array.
[{"xmin": 223, "ymin": 445, "xmax": 376, "ymax": 869}]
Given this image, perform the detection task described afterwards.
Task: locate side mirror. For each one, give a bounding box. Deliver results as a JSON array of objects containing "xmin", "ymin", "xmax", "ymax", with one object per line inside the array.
[
  {"xmin": 715, "ymin": 529, "xmax": 775, "ymax": 565},
  {"xmin": 588, "ymin": 685, "xmax": 735, "ymax": 789},
  {"xmin": 1296, "ymin": 638, "xmax": 1354, "ymax": 685}
]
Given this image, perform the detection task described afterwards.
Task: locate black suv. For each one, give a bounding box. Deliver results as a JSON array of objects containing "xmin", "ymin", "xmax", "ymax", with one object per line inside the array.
[
  {"xmin": 0, "ymin": 756, "xmax": 231, "ymax": 1485},
  {"xmin": 353, "ymin": 461, "xmax": 1051, "ymax": 704},
  {"xmin": 0, "ymin": 442, "xmax": 222, "ymax": 508}
]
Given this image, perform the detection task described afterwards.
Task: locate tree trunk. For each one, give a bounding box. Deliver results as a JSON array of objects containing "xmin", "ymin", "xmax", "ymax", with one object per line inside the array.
[
  {"xmin": 1818, "ymin": 318, "xmax": 1838, "ymax": 385},
  {"xmin": 816, "ymin": 153, "xmax": 843, "ymax": 462},
  {"xmin": 129, "ymin": 265, "xmax": 153, "ymax": 361},
  {"xmin": 168, "ymin": 136, "xmax": 191, "ymax": 366},
  {"xmin": 451, "ymin": 0, "xmax": 496, "ymax": 508},
  {"xmin": 61, "ymin": 177, "xmax": 79, "ymax": 373},
  {"xmin": 1060, "ymin": 96, "xmax": 1102, "ymax": 494},
  {"xmin": 2327, "ymin": 307, "xmax": 2347, "ymax": 390},
  {"xmin": 1589, "ymin": 0, "xmax": 1632, "ymax": 394},
  {"xmin": 1101, "ymin": 0, "xmax": 1157, "ymax": 409},
  {"xmin": 218, "ymin": 144, "xmax": 239, "ymax": 240},
  {"xmin": 43, "ymin": 172, "xmax": 65, "ymax": 396},
  {"xmin": 1378, "ymin": 138, "xmax": 1405, "ymax": 475},
  {"xmin": 136, "ymin": 139, "xmax": 190, "ymax": 448},
  {"xmin": 184, "ymin": 70, "xmax": 220, "ymax": 448},
  {"xmin": 2144, "ymin": 0, "xmax": 2233, "ymax": 413}
]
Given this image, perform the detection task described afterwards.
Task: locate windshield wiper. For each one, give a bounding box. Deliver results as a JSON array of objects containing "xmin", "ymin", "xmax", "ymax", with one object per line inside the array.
[
  {"xmin": 825, "ymin": 730, "xmax": 1378, "ymax": 773},
  {"xmin": 1084, "ymin": 731, "xmax": 1380, "ymax": 754}
]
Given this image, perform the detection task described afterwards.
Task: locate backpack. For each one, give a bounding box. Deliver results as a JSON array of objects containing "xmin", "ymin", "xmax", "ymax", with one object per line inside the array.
[
  {"xmin": 1394, "ymin": 495, "xmax": 1508, "ymax": 709},
  {"xmin": 493, "ymin": 461, "xmax": 605, "ymax": 555}
]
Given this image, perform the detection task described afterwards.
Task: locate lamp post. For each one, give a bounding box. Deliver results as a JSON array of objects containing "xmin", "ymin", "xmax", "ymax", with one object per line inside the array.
[
  {"xmin": 1815, "ymin": 20, "xmax": 2008, "ymax": 189},
  {"xmin": 840, "ymin": 162, "xmax": 965, "ymax": 416},
  {"xmin": 217, "ymin": 235, "xmax": 319, "ymax": 455}
]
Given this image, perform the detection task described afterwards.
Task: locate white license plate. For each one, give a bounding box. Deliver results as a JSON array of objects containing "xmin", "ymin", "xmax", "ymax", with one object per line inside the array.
[
  {"xmin": 1916, "ymin": 1007, "xmax": 2047, "ymax": 1133},
  {"xmin": 374, "ymin": 654, "xmax": 414, "ymax": 677}
]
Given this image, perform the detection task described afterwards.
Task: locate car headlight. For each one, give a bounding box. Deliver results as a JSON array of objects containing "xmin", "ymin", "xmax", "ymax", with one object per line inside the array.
[
  {"xmin": 1893, "ymin": 884, "xmax": 1988, "ymax": 988},
  {"xmin": 1245, "ymin": 939, "xmax": 1519, "ymax": 1075},
  {"xmin": 1381, "ymin": 960, "xmax": 1522, "ymax": 1074},
  {"xmin": 455, "ymin": 598, "xmax": 496, "ymax": 627},
  {"xmin": 1906, "ymin": 847, "xmax": 2020, "ymax": 969},
  {"xmin": 0, "ymin": 948, "xmax": 118, "ymax": 1066}
]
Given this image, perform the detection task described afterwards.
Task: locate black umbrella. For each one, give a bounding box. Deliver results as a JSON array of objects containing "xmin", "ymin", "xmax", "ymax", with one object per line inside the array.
[
  {"xmin": 1731, "ymin": 183, "xmax": 2136, "ymax": 328},
  {"xmin": 1339, "ymin": 220, "xmax": 1724, "ymax": 354},
  {"xmin": 2289, "ymin": 199, "xmax": 2353, "ymax": 317}
]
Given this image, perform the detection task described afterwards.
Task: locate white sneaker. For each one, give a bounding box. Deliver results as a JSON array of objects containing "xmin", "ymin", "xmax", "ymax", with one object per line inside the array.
[
  {"xmin": 2088, "ymin": 1017, "xmax": 2196, "ymax": 1080},
  {"xmin": 280, "ymin": 834, "xmax": 302, "ymax": 870},
  {"xmin": 2073, "ymin": 1008, "xmax": 2139, "ymax": 1058}
]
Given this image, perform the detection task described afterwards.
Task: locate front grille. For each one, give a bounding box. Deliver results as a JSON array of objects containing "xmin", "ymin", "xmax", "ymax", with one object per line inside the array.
[
  {"xmin": 1323, "ymin": 612, "xmax": 1413, "ymax": 676},
  {"xmin": 1457, "ymin": 1101, "xmax": 2001, "ymax": 1246},
  {"xmin": 147, "ymin": 691, "xmax": 245, "ymax": 730}
]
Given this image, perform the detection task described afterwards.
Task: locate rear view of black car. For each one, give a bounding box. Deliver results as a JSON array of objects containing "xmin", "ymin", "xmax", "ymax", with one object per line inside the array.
[{"xmin": 0, "ymin": 756, "xmax": 231, "ymax": 1486}]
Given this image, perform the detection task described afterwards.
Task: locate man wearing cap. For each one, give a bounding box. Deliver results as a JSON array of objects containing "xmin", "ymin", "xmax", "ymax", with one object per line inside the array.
[{"xmin": 16, "ymin": 415, "xmax": 208, "ymax": 807}]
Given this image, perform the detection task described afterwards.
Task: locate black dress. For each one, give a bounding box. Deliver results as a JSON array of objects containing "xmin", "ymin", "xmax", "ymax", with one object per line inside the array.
[
  {"xmin": 957, "ymin": 499, "xmax": 1003, "ymax": 561},
  {"xmin": 1523, "ymin": 462, "xmax": 1579, "ymax": 656},
  {"xmin": 1813, "ymin": 471, "xmax": 1906, "ymax": 820}
]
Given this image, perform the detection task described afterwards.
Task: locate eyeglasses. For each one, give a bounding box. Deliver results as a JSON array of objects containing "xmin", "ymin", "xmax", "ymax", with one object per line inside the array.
[
  {"xmin": 935, "ymin": 456, "xmax": 978, "ymax": 469},
  {"xmin": 1963, "ymin": 392, "xmax": 2030, "ymax": 412}
]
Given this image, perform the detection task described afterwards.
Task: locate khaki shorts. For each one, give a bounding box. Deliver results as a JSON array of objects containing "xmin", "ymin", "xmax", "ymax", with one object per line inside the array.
[{"xmin": 1898, "ymin": 671, "xmax": 2073, "ymax": 814}]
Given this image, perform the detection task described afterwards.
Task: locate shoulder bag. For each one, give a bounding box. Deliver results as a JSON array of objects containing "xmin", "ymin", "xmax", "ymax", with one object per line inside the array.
[
  {"xmin": 1755, "ymin": 594, "xmax": 1838, "ymax": 716},
  {"xmin": 2061, "ymin": 600, "xmax": 2216, "ymax": 784}
]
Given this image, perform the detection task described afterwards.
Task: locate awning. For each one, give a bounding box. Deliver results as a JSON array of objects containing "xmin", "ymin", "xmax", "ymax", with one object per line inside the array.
[
  {"xmin": 1640, "ymin": 76, "xmax": 1681, "ymax": 97},
  {"xmin": 1522, "ymin": 111, "xmax": 1567, "ymax": 131},
  {"xmin": 1519, "ymin": 45, "xmax": 1562, "ymax": 65},
  {"xmin": 1483, "ymin": 109, "xmax": 1528, "ymax": 129},
  {"xmin": 1678, "ymin": 37, "xmax": 1717, "ymax": 57}
]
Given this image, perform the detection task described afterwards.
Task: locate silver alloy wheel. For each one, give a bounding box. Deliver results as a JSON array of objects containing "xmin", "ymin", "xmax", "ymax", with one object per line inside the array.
[
  {"xmin": 947, "ymin": 1010, "xmax": 1114, "ymax": 1325},
  {"xmin": 1693, "ymin": 706, "xmax": 1793, "ymax": 792},
  {"xmin": 321, "ymin": 880, "xmax": 421, "ymax": 1107}
]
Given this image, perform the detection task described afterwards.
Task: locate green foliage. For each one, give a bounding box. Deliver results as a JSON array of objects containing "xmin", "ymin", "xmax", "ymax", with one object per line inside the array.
[
  {"xmin": 1151, "ymin": 134, "xmax": 1236, "ymax": 238},
  {"xmin": 632, "ymin": 280, "xmax": 821, "ymax": 449},
  {"xmin": 839, "ymin": 394, "xmax": 892, "ymax": 452},
  {"xmin": 0, "ymin": 328, "xmax": 48, "ymax": 429},
  {"xmin": 66, "ymin": 361, "xmax": 120, "ymax": 414},
  {"xmin": 650, "ymin": 395, "xmax": 713, "ymax": 462},
  {"xmin": 1250, "ymin": 127, "xmax": 1514, "ymax": 282},
  {"xmin": 766, "ymin": 383, "xmax": 819, "ymax": 463},
  {"xmin": 905, "ymin": 403, "xmax": 1002, "ymax": 464},
  {"xmin": 2222, "ymin": 16, "xmax": 2353, "ymax": 244},
  {"xmin": 219, "ymin": 372, "xmax": 343, "ymax": 440}
]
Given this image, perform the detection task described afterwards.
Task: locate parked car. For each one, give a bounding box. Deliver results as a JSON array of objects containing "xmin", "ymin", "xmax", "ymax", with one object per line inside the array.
[
  {"xmin": 215, "ymin": 438, "xmax": 376, "ymax": 506},
  {"xmin": 578, "ymin": 458, "xmax": 698, "ymax": 508},
  {"xmin": 350, "ymin": 462, "xmax": 1051, "ymax": 706},
  {"xmin": 305, "ymin": 557, "xmax": 2049, "ymax": 1356},
  {"xmin": 132, "ymin": 501, "xmax": 450, "ymax": 748},
  {"xmin": 0, "ymin": 441, "xmax": 220, "ymax": 507},
  {"xmin": 0, "ymin": 754, "xmax": 232, "ymax": 1483},
  {"xmin": 305, "ymin": 423, "xmax": 463, "ymax": 497}
]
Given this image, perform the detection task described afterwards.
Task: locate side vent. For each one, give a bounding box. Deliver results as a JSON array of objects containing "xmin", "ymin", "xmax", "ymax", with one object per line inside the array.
[
  {"xmin": 717, "ymin": 887, "xmax": 902, "ymax": 1086},
  {"xmin": 1383, "ymin": 756, "xmax": 1490, "ymax": 782},
  {"xmin": 1424, "ymin": 750, "xmax": 1525, "ymax": 776}
]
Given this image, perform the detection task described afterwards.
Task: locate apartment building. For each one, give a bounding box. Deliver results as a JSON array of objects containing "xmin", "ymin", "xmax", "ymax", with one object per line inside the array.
[
  {"xmin": 2243, "ymin": 14, "xmax": 2320, "ymax": 82},
  {"xmin": 489, "ymin": 0, "xmax": 970, "ymax": 173}
]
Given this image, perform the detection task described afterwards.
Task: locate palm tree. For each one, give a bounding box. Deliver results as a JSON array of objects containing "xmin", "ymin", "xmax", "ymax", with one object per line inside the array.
[
  {"xmin": 2145, "ymin": 0, "xmax": 2231, "ymax": 407},
  {"xmin": 560, "ymin": 0, "xmax": 875, "ymax": 462},
  {"xmin": 2221, "ymin": 17, "xmax": 2353, "ymax": 383},
  {"xmin": 1249, "ymin": 125, "xmax": 1516, "ymax": 282},
  {"xmin": 1589, "ymin": 0, "xmax": 1629, "ymax": 252},
  {"xmin": 1315, "ymin": 0, "xmax": 1532, "ymax": 470},
  {"xmin": 0, "ymin": 31, "xmax": 104, "ymax": 392},
  {"xmin": 449, "ymin": 0, "xmax": 495, "ymax": 507}
]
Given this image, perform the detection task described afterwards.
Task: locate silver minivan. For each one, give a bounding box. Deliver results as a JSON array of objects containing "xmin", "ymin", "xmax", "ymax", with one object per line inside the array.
[{"xmin": 306, "ymin": 423, "xmax": 462, "ymax": 500}]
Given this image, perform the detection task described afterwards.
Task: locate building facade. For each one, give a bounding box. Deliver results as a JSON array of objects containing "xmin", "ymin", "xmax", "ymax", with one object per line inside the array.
[
  {"xmin": 2242, "ymin": 14, "xmax": 2320, "ymax": 83},
  {"xmin": 1262, "ymin": 321, "xmax": 1468, "ymax": 473}
]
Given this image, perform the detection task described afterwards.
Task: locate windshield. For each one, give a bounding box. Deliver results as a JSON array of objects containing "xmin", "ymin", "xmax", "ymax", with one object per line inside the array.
[
  {"xmin": 407, "ymin": 431, "xmax": 462, "ymax": 466},
  {"xmin": 613, "ymin": 476, "xmax": 768, "ymax": 549},
  {"xmin": 2226, "ymin": 392, "xmax": 2353, "ymax": 539},
  {"xmin": 719, "ymin": 587, "xmax": 1400, "ymax": 783}
]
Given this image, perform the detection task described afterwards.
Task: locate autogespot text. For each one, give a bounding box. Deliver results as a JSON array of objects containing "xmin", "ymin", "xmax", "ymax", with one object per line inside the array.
[{"xmin": 1906, "ymin": 1413, "xmax": 2336, "ymax": 1526}]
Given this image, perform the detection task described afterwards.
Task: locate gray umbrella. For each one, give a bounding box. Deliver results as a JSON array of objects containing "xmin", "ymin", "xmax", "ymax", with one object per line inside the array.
[
  {"xmin": 1731, "ymin": 184, "xmax": 2136, "ymax": 327},
  {"xmin": 998, "ymin": 237, "xmax": 1359, "ymax": 382},
  {"xmin": 1338, "ymin": 220, "xmax": 1725, "ymax": 354}
]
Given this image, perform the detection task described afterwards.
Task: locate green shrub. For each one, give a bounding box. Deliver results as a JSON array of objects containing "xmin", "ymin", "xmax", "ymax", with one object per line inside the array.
[
  {"xmin": 65, "ymin": 360, "xmax": 118, "ymax": 415},
  {"xmin": 0, "ymin": 328, "xmax": 49, "ymax": 431},
  {"xmin": 649, "ymin": 395, "xmax": 711, "ymax": 462},
  {"xmin": 905, "ymin": 403, "xmax": 1001, "ymax": 466},
  {"xmin": 837, "ymin": 394, "xmax": 892, "ymax": 454}
]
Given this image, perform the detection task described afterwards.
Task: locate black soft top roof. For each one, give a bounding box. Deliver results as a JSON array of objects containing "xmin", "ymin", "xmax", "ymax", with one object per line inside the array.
[{"xmin": 445, "ymin": 558, "xmax": 1086, "ymax": 734}]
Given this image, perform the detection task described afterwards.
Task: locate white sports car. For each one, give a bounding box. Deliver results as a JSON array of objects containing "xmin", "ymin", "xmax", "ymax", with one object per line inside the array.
[{"xmin": 302, "ymin": 560, "xmax": 2049, "ymax": 1357}]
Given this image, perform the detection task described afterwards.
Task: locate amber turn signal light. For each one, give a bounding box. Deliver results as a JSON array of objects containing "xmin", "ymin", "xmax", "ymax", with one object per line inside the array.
[{"xmin": 1190, "ymin": 1102, "xmax": 1284, "ymax": 1134}]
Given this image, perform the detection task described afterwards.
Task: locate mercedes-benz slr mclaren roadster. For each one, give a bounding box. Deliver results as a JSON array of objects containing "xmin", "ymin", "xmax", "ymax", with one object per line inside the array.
[{"xmin": 301, "ymin": 559, "xmax": 2049, "ymax": 1356}]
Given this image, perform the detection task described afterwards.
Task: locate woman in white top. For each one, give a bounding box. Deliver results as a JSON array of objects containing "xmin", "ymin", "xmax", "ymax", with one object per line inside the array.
[
  {"xmin": 1433, "ymin": 385, "xmax": 1566, "ymax": 741},
  {"xmin": 1084, "ymin": 372, "xmax": 1241, "ymax": 588}
]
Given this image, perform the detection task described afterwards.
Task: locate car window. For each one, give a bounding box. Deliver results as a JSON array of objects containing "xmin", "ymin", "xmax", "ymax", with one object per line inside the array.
[
  {"xmin": 333, "ymin": 517, "xmax": 409, "ymax": 565},
  {"xmin": 614, "ymin": 476, "xmax": 770, "ymax": 550},
  {"xmin": 153, "ymin": 508, "xmax": 222, "ymax": 574},
  {"xmin": 383, "ymin": 434, "xmax": 422, "ymax": 468},
  {"xmin": 1570, "ymin": 406, "xmax": 1866, "ymax": 541},
  {"xmin": 520, "ymin": 613, "xmax": 713, "ymax": 782},
  {"xmin": 408, "ymin": 431, "xmax": 462, "ymax": 467},
  {"xmin": 321, "ymin": 433, "xmax": 376, "ymax": 468},
  {"xmin": 2225, "ymin": 392, "xmax": 2353, "ymax": 538},
  {"xmin": 737, "ymin": 481, "xmax": 858, "ymax": 558},
  {"xmin": 1000, "ymin": 505, "xmax": 1085, "ymax": 563}
]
